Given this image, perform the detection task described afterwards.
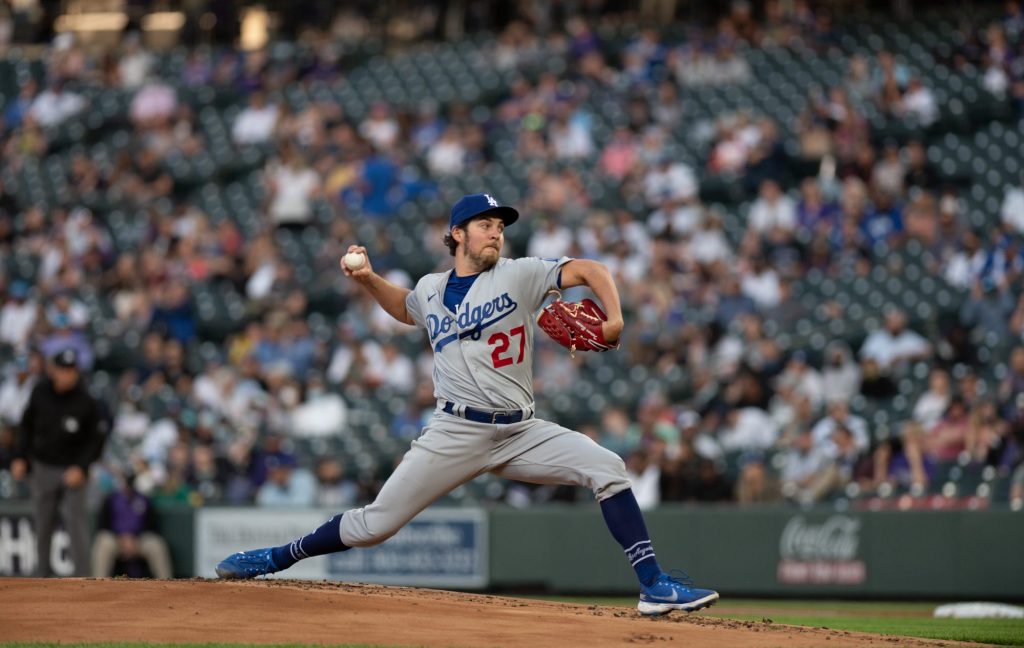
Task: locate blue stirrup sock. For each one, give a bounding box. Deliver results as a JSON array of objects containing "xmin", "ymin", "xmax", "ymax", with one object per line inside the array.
[
  {"xmin": 600, "ymin": 488, "xmax": 662, "ymax": 587},
  {"xmin": 271, "ymin": 513, "xmax": 350, "ymax": 569}
]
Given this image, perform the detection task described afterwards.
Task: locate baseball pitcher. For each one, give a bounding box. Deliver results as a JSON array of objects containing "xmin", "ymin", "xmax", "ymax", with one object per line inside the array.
[{"xmin": 216, "ymin": 193, "xmax": 719, "ymax": 616}]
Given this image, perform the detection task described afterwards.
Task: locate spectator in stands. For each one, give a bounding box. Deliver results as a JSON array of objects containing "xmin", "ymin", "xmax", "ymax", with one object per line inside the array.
[
  {"xmin": 872, "ymin": 142, "xmax": 905, "ymax": 197},
  {"xmin": 780, "ymin": 428, "xmax": 831, "ymax": 502},
  {"xmin": 1001, "ymin": 173, "xmax": 1024, "ymax": 235},
  {"xmin": 625, "ymin": 449, "xmax": 661, "ymax": 510},
  {"xmin": 255, "ymin": 454, "xmax": 316, "ymax": 507},
  {"xmin": 811, "ymin": 399, "xmax": 869, "ymax": 455},
  {"xmin": 743, "ymin": 119, "xmax": 789, "ymax": 194},
  {"xmin": 859, "ymin": 307, "xmax": 932, "ymax": 373},
  {"xmin": 0, "ymin": 281, "xmax": 38, "ymax": 351},
  {"xmin": 231, "ymin": 91, "xmax": 279, "ymax": 145},
  {"xmin": 796, "ymin": 178, "xmax": 839, "ymax": 237},
  {"xmin": 599, "ymin": 126, "xmax": 640, "ymax": 181},
  {"xmin": 912, "ymin": 368, "xmax": 953, "ymax": 430},
  {"xmin": 129, "ymin": 78, "xmax": 177, "ymax": 126},
  {"xmin": 314, "ymin": 457, "xmax": 358, "ymax": 508},
  {"xmin": 188, "ymin": 441, "xmax": 228, "ymax": 504},
  {"xmin": 719, "ymin": 406, "xmax": 779, "ymax": 451},
  {"xmin": 775, "ymin": 351, "xmax": 825, "ymax": 411},
  {"xmin": 359, "ymin": 102, "xmax": 400, "ymax": 152},
  {"xmin": 0, "ymin": 353, "xmax": 40, "ymax": 428},
  {"xmin": 643, "ymin": 153, "xmax": 698, "ymax": 207},
  {"xmin": 960, "ymin": 275, "xmax": 1017, "ymax": 339},
  {"xmin": 907, "ymin": 396, "xmax": 973, "ymax": 484},
  {"xmin": 821, "ymin": 342, "xmax": 862, "ymax": 404},
  {"xmin": 599, "ymin": 406, "xmax": 640, "ymax": 458},
  {"xmin": 149, "ymin": 281, "xmax": 197, "ymax": 344},
  {"xmin": 126, "ymin": 147, "xmax": 174, "ymax": 200},
  {"xmin": 426, "ymin": 126, "xmax": 467, "ymax": 176},
  {"xmin": 900, "ymin": 78, "xmax": 939, "ymax": 126},
  {"xmin": 266, "ymin": 146, "xmax": 321, "ymax": 228},
  {"xmin": 859, "ymin": 189, "xmax": 904, "ymax": 249},
  {"xmin": 817, "ymin": 424, "xmax": 865, "ymax": 497},
  {"xmin": 91, "ymin": 472, "xmax": 173, "ymax": 578},
  {"xmin": 3, "ymin": 79, "xmax": 38, "ymax": 131},
  {"xmin": 117, "ymin": 33, "xmax": 153, "ymax": 88},
  {"xmin": 548, "ymin": 104, "xmax": 594, "ymax": 159},
  {"xmin": 747, "ymin": 179, "xmax": 797, "ymax": 240},
  {"xmin": 740, "ymin": 255, "xmax": 782, "ymax": 310},
  {"xmin": 713, "ymin": 274, "xmax": 757, "ymax": 328},
  {"xmin": 29, "ymin": 78, "xmax": 86, "ymax": 128},
  {"xmin": 735, "ymin": 453, "xmax": 782, "ymax": 505}
]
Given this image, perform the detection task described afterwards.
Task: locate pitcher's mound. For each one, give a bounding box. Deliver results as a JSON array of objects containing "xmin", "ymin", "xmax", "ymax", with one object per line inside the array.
[{"xmin": 0, "ymin": 578, "xmax": 967, "ymax": 647}]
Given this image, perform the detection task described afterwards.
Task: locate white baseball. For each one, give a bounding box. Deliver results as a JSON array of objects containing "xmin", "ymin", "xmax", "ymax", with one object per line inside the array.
[{"xmin": 343, "ymin": 251, "xmax": 366, "ymax": 270}]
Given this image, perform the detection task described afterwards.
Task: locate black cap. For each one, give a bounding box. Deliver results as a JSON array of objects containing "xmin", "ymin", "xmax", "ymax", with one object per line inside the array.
[{"xmin": 51, "ymin": 348, "xmax": 78, "ymax": 368}]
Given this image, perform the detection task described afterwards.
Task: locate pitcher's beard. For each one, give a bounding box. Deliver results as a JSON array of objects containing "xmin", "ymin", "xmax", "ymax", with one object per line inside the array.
[{"xmin": 466, "ymin": 247, "xmax": 499, "ymax": 272}]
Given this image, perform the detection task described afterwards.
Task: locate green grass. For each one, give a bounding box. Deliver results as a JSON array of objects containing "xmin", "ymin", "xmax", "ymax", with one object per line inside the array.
[
  {"xmin": 721, "ymin": 615, "xmax": 1024, "ymax": 646},
  {"xmin": 526, "ymin": 596, "xmax": 1024, "ymax": 646}
]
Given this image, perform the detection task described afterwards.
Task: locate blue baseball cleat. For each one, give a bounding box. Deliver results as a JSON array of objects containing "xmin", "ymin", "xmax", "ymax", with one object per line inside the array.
[
  {"xmin": 215, "ymin": 548, "xmax": 280, "ymax": 579},
  {"xmin": 637, "ymin": 570, "xmax": 720, "ymax": 616}
]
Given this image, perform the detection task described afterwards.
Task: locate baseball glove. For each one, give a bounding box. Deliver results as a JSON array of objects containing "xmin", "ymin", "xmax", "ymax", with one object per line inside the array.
[{"xmin": 536, "ymin": 290, "xmax": 619, "ymax": 357}]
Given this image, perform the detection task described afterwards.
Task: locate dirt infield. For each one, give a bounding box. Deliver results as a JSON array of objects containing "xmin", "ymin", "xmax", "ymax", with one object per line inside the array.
[{"xmin": 0, "ymin": 578, "xmax": 982, "ymax": 648}]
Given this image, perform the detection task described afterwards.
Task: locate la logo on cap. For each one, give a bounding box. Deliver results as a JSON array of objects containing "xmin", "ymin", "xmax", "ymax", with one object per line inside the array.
[{"xmin": 485, "ymin": 194, "xmax": 499, "ymax": 207}]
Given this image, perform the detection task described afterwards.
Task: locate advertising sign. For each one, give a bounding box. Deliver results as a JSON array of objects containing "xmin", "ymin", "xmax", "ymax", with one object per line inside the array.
[
  {"xmin": 0, "ymin": 513, "xmax": 75, "ymax": 576},
  {"xmin": 777, "ymin": 514, "xmax": 866, "ymax": 585},
  {"xmin": 195, "ymin": 507, "xmax": 488, "ymax": 588}
]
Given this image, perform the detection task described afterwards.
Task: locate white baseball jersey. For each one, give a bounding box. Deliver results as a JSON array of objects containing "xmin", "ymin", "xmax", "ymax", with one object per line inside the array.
[{"xmin": 404, "ymin": 256, "xmax": 572, "ymax": 410}]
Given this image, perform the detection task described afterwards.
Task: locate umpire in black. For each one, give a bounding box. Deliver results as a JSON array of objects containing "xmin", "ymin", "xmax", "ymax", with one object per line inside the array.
[{"xmin": 11, "ymin": 348, "xmax": 106, "ymax": 577}]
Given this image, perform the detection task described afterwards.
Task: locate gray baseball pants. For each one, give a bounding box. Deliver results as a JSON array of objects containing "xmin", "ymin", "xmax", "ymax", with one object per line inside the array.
[
  {"xmin": 30, "ymin": 461, "xmax": 90, "ymax": 577},
  {"xmin": 339, "ymin": 411, "xmax": 631, "ymax": 548}
]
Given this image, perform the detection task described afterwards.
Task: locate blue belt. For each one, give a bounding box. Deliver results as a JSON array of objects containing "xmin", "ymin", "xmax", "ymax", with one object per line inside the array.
[{"xmin": 443, "ymin": 401, "xmax": 531, "ymax": 425}]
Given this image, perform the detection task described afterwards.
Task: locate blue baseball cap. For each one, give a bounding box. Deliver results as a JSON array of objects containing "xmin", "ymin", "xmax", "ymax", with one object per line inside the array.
[{"xmin": 449, "ymin": 193, "xmax": 519, "ymax": 230}]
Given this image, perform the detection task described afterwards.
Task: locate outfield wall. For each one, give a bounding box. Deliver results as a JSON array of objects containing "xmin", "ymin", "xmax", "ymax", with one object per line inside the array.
[{"xmin": 1, "ymin": 503, "xmax": 1021, "ymax": 599}]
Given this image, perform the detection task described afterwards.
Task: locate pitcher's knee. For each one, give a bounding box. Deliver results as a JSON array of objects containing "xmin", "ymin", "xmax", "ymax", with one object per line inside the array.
[
  {"xmin": 338, "ymin": 507, "xmax": 404, "ymax": 548},
  {"xmin": 591, "ymin": 449, "xmax": 631, "ymax": 500}
]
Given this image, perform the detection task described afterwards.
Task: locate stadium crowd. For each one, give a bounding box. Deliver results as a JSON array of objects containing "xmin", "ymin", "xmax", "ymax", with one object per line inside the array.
[{"xmin": 1, "ymin": 0, "xmax": 1024, "ymax": 523}]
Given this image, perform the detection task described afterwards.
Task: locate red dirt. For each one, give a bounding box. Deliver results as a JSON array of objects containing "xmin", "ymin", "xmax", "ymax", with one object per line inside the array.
[{"xmin": 0, "ymin": 578, "xmax": 986, "ymax": 648}]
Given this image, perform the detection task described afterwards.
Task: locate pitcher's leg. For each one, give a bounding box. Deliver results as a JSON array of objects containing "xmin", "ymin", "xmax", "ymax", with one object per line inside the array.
[
  {"xmin": 491, "ymin": 419, "xmax": 718, "ymax": 616},
  {"xmin": 340, "ymin": 426, "xmax": 488, "ymax": 547},
  {"xmin": 217, "ymin": 416, "xmax": 490, "ymax": 579},
  {"xmin": 489, "ymin": 419, "xmax": 631, "ymax": 500}
]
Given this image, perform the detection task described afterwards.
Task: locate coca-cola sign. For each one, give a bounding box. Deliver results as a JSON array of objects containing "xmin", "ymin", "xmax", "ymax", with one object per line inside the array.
[
  {"xmin": 780, "ymin": 515, "xmax": 861, "ymax": 560},
  {"xmin": 777, "ymin": 515, "xmax": 866, "ymax": 585}
]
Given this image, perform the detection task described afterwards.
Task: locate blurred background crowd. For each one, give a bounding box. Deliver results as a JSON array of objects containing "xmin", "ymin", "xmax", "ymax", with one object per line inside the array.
[{"xmin": 1, "ymin": 0, "xmax": 1024, "ymax": 520}]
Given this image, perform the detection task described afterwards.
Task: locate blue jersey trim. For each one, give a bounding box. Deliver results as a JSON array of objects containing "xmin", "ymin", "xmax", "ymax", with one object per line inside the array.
[{"xmin": 444, "ymin": 272, "xmax": 480, "ymax": 313}]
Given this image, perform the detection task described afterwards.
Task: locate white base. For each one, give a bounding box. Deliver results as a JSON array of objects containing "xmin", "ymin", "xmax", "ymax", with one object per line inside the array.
[{"xmin": 934, "ymin": 602, "xmax": 1024, "ymax": 619}]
